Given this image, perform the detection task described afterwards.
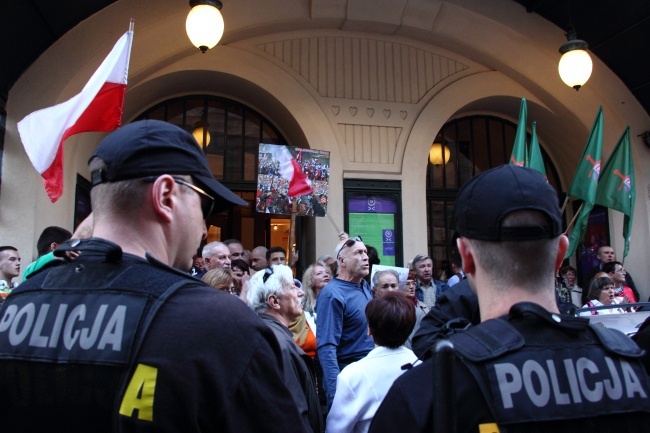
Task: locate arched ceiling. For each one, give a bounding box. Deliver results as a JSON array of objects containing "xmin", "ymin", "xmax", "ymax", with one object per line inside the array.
[{"xmin": 1, "ymin": 0, "xmax": 649, "ymax": 118}]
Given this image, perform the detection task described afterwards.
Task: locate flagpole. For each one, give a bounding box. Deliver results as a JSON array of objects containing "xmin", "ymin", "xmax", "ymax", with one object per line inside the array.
[
  {"xmin": 289, "ymin": 198, "xmax": 298, "ymax": 268},
  {"xmin": 563, "ymin": 202, "xmax": 584, "ymax": 235},
  {"xmin": 560, "ymin": 196, "xmax": 570, "ymax": 215}
]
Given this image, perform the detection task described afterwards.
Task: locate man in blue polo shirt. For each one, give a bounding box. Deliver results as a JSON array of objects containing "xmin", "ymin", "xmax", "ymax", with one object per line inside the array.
[{"xmin": 316, "ymin": 236, "xmax": 374, "ymax": 407}]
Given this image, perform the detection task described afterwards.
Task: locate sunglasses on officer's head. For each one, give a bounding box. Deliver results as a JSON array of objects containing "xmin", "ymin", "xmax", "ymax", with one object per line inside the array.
[{"xmin": 336, "ymin": 236, "xmax": 363, "ymax": 260}]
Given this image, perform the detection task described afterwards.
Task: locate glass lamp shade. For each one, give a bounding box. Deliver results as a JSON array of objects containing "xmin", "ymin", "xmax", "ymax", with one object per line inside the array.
[
  {"xmin": 186, "ymin": 4, "xmax": 224, "ymax": 53},
  {"xmin": 429, "ymin": 142, "xmax": 450, "ymax": 165},
  {"xmin": 558, "ymin": 49, "xmax": 593, "ymax": 90},
  {"xmin": 192, "ymin": 126, "xmax": 211, "ymax": 147}
]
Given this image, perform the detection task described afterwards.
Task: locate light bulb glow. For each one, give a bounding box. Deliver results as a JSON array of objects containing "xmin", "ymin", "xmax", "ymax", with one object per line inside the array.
[
  {"xmin": 186, "ymin": 4, "xmax": 224, "ymax": 52},
  {"xmin": 192, "ymin": 126, "xmax": 211, "ymax": 146},
  {"xmin": 559, "ymin": 49, "xmax": 593, "ymax": 90},
  {"xmin": 429, "ymin": 142, "xmax": 450, "ymax": 165}
]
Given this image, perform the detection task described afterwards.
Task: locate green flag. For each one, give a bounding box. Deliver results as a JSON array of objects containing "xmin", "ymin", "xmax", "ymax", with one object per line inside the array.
[
  {"xmin": 565, "ymin": 107, "xmax": 604, "ymax": 258},
  {"xmin": 528, "ymin": 121, "xmax": 547, "ymax": 177},
  {"xmin": 594, "ymin": 127, "xmax": 635, "ymax": 259},
  {"xmin": 509, "ymin": 98, "xmax": 527, "ymax": 167}
]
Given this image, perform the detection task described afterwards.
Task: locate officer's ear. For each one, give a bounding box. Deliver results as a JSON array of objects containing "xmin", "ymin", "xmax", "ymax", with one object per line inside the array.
[
  {"xmin": 456, "ymin": 237, "xmax": 475, "ymax": 277},
  {"xmin": 150, "ymin": 175, "xmax": 176, "ymax": 223}
]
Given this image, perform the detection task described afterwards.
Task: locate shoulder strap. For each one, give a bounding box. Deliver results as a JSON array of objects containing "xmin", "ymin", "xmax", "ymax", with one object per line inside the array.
[
  {"xmin": 451, "ymin": 318, "xmax": 524, "ymax": 362},
  {"xmin": 589, "ymin": 322, "xmax": 644, "ymax": 358}
]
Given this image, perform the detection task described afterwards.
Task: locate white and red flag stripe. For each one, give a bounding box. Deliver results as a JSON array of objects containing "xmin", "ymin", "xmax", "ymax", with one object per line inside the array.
[
  {"xmin": 278, "ymin": 145, "xmax": 313, "ymax": 197},
  {"xmin": 18, "ymin": 27, "xmax": 133, "ymax": 202}
]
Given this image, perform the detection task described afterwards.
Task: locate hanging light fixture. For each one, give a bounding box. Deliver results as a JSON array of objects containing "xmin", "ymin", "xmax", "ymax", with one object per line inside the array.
[
  {"xmin": 558, "ymin": 26, "xmax": 592, "ymax": 91},
  {"xmin": 186, "ymin": 0, "xmax": 225, "ymax": 53},
  {"xmin": 429, "ymin": 141, "xmax": 450, "ymax": 166},
  {"xmin": 192, "ymin": 110, "xmax": 211, "ymax": 147}
]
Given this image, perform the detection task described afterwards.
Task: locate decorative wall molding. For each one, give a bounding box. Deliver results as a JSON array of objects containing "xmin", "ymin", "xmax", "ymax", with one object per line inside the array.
[
  {"xmin": 337, "ymin": 123, "xmax": 402, "ymax": 163},
  {"xmin": 256, "ymin": 36, "xmax": 468, "ymax": 104}
]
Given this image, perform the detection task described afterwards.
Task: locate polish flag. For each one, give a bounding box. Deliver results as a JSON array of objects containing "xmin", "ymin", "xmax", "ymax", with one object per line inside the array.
[
  {"xmin": 278, "ymin": 145, "xmax": 313, "ymax": 197},
  {"xmin": 18, "ymin": 27, "xmax": 133, "ymax": 202}
]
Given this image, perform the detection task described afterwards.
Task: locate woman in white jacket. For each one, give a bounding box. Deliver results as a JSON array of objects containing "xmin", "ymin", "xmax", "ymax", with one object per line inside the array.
[{"xmin": 326, "ymin": 292, "xmax": 417, "ymax": 433}]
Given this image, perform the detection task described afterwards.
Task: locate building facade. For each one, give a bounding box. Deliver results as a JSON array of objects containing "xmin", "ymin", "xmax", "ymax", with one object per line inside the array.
[{"xmin": 1, "ymin": 0, "xmax": 648, "ymax": 297}]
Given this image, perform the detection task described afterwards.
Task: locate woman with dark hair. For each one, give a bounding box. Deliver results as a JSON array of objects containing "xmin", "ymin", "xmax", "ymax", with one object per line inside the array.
[
  {"xmin": 326, "ymin": 292, "xmax": 416, "ymax": 433},
  {"xmin": 579, "ymin": 276, "xmax": 626, "ymax": 316}
]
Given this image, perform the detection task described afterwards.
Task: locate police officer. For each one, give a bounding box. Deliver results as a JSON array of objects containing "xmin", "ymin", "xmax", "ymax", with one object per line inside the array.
[
  {"xmin": 0, "ymin": 120, "xmax": 309, "ymax": 432},
  {"xmin": 369, "ymin": 165, "xmax": 650, "ymax": 432}
]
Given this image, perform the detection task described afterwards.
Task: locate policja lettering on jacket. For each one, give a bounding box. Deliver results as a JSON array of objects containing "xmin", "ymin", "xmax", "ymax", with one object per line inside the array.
[
  {"xmin": 0, "ymin": 291, "xmax": 145, "ymax": 365},
  {"xmin": 491, "ymin": 348, "xmax": 647, "ymax": 414}
]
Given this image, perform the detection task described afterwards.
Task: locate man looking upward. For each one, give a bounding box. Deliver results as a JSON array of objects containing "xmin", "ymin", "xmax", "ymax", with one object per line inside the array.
[{"xmin": 316, "ymin": 236, "xmax": 374, "ymax": 407}]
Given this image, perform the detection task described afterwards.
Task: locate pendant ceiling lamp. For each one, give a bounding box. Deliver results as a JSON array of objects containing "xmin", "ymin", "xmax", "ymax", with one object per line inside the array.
[
  {"xmin": 186, "ymin": 0, "xmax": 224, "ymax": 53},
  {"xmin": 558, "ymin": 26, "xmax": 592, "ymax": 91}
]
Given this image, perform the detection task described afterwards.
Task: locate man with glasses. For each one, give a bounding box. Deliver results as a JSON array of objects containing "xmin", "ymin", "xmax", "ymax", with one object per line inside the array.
[
  {"xmin": 316, "ymin": 235, "xmax": 375, "ymax": 408},
  {"xmin": 0, "ymin": 120, "xmax": 306, "ymax": 432}
]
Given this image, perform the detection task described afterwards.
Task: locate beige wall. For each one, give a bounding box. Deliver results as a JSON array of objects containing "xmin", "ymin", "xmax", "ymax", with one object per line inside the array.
[{"xmin": 2, "ymin": 0, "xmax": 649, "ymax": 298}]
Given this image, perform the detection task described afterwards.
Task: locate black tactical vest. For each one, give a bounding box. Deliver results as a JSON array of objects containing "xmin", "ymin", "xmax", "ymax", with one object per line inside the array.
[
  {"xmin": 0, "ymin": 238, "xmax": 195, "ymax": 432},
  {"xmin": 451, "ymin": 303, "xmax": 650, "ymax": 433}
]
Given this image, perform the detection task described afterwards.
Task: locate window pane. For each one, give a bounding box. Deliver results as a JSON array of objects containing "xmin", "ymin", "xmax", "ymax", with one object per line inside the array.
[
  {"xmin": 226, "ymin": 104, "xmax": 244, "ymax": 180},
  {"xmin": 244, "ymin": 112, "xmax": 261, "ymax": 181}
]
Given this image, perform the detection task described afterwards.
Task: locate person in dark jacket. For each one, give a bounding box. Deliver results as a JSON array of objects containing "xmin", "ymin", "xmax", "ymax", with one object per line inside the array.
[
  {"xmin": 248, "ymin": 264, "xmax": 324, "ymax": 433},
  {"xmin": 410, "ymin": 278, "xmax": 479, "ymax": 359},
  {"xmin": 370, "ymin": 165, "xmax": 650, "ymax": 433},
  {"xmin": 0, "ymin": 120, "xmax": 307, "ymax": 433}
]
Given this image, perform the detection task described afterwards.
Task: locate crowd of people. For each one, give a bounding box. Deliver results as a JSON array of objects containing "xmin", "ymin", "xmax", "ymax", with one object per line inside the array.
[{"xmin": 0, "ymin": 121, "xmax": 648, "ymax": 432}]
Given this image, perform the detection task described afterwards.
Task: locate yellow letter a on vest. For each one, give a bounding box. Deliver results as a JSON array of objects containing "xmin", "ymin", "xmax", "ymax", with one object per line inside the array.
[{"xmin": 119, "ymin": 363, "xmax": 158, "ymax": 421}]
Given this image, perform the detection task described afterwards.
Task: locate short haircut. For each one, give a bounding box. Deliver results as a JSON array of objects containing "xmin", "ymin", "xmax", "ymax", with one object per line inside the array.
[
  {"xmin": 411, "ymin": 254, "xmax": 431, "ymax": 269},
  {"xmin": 223, "ymin": 239, "xmax": 242, "ymax": 247},
  {"xmin": 36, "ymin": 226, "xmax": 72, "ymax": 257},
  {"xmin": 0, "ymin": 246, "xmax": 18, "ymax": 255},
  {"xmin": 464, "ymin": 210, "xmax": 558, "ymax": 292},
  {"xmin": 372, "ymin": 269, "xmax": 399, "ymax": 288},
  {"xmin": 266, "ymin": 246, "xmax": 286, "ymax": 262},
  {"xmin": 89, "ymin": 157, "xmax": 150, "ymax": 218},
  {"xmin": 246, "ymin": 265, "xmax": 294, "ymax": 314},
  {"xmin": 365, "ymin": 292, "xmax": 415, "ymax": 349},
  {"xmin": 202, "ymin": 268, "xmax": 235, "ymax": 291},
  {"xmin": 588, "ymin": 276, "xmax": 615, "ymax": 301},
  {"xmin": 202, "ymin": 241, "xmax": 226, "ymax": 259},
  {"xmin": 601, "ymin": 261, "xmax": 622, "ymax": 275}
]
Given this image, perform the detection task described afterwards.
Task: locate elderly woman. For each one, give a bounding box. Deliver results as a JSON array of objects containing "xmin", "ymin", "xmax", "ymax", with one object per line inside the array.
[
  {"xmin": 579, "ymin": 276, "xmax": 626, "ymax": 316},
  {"xmin": 326, "ymin": 292, "xmax": 417, "ymax": 433},
  {"xmin": 371, "ymin": 269, "xmax": 400, "ymax": 298},
  {"xmin": 247, "ymin": 265, "xmax": 323, "ymax": 433}
]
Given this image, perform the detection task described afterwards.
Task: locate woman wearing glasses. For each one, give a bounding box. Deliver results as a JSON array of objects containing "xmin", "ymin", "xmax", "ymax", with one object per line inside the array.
[{"xmin": 400, "ymin": 279, "xmax": 430, "ymax": 349}]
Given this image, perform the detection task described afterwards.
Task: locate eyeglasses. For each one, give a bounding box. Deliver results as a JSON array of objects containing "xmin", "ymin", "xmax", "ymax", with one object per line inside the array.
[
  {"xmin": 336, "ymin": 236, "xmax": 362, "ymax": 260},
  {"xmin": 143, "ymin": 176, "xmax": 215, "ymax": 219}
]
